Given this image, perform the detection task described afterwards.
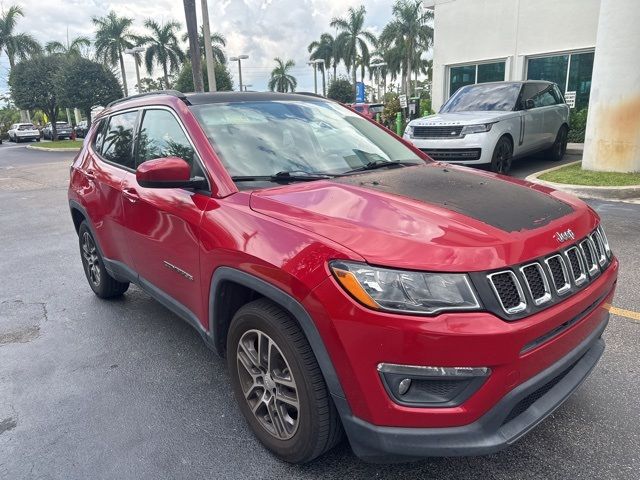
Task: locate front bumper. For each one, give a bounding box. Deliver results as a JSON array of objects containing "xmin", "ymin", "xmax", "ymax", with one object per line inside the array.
[
  {"xmin": 404, "ymin": 132, "xmax": 497, "ymax": 165},
  {"xmin": 338, "ymin": 315, "xmax": 607, "ymax": 461}
]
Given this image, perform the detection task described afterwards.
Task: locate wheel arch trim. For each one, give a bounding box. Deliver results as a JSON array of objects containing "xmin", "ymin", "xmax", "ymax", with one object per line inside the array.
[{"xmin": 209, "ymin": 266, "xmax": 348, "ymax": 403}]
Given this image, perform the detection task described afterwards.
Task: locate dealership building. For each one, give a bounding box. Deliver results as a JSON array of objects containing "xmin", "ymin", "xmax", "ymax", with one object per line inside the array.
[
  {"xmin": 426, "ymin": 0, "xmax": 640, "ymax": 172},
  {"xmin": 427, "ymin": 0, "xmax": 600, "ymax": 111}
]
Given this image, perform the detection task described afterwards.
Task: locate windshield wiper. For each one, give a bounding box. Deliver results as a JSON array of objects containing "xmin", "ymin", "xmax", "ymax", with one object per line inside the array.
[
  {"xmin": 231, "ymin": 170, "xmax": 334, "ymax": 183},
  {"xmin": 343, "ymin": 160, "xmax": 417, "ymax": 174}
]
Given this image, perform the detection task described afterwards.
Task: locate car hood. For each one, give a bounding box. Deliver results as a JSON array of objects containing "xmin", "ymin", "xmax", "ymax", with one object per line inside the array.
[
  {"xmin": 249, "ymin": 164, "xmax": 598, "ymax": 271},
  {"xmin": 411, "ymin": 111, "xmax": 518, "ymax": 126}
]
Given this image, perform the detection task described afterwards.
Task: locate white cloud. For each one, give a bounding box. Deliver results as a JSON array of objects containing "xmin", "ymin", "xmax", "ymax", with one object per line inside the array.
[{"xmin": 1, "ymin": 0, "xmax": 399, "ymax": 95}]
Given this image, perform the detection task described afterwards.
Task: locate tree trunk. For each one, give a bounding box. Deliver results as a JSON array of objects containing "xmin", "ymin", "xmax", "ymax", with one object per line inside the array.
[
  {"xmin": 118, "ymin": 50, "xmax": 129, "ymax": 97},
  {"xmin": 85, "ymin": 108, "xmax": 92, "ymax": 128},
  {"xmin": 49, "ymin": 106, "xmax": 58, "ymax": 141},
  {"xmin": 183, "ymin": 0, "xmax": 204, "ymax": 92},
  {"xmin": 163, "ymin": 63, "xmax": 170, "ymax": 89},
  {"xmin": 406, "ymin": 53, "xmax": 412, "ymax": 98}
]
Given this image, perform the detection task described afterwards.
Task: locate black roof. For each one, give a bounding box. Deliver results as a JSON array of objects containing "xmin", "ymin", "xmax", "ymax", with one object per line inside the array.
[
  {"xmin": 185, "ymin": 91, "xmax": 329, "ymax": 105},
  {"xmin": 106, "ymin": 90, "xmax": 332, "ymax": 109}
]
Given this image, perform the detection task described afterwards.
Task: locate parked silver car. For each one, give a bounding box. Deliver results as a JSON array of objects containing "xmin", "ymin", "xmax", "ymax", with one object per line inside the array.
[
  {"xmin": 7, "ymin": 123, "xmax": 41, "ymax": 143},
  {"xmin": 404, "ymin": 81, "xmax": 570, "ymax": 174}
]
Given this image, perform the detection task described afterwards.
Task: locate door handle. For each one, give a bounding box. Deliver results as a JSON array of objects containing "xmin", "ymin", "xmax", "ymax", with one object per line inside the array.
[{"xmin": 122, "ymin": 188, "xmax": 139, "ymax": 203}]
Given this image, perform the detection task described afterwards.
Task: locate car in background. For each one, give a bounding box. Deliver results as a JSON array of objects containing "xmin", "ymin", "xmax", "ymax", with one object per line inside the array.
[
  {"xmin": 403, "ymin": 81, "xmax": 570, "ymax": 174},
  {"xmin": 74, "ymin": 121, "xmax": 89, "ymax": 138},
  {"xmin": 351, "ymin": 102, "xmax": 384, "ymax": 120},
  {"xmin": 7, "ymin": 123, "xmax": 41, "ymax": 143},
  {"xmin": 43, "ymin": 121, "xmax": 73, "ymax": 140}
]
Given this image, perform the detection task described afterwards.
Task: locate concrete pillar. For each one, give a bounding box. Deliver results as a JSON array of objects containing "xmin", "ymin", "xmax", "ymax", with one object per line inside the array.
[{"xmin": 582, "ymin": 0, "xmax": 640, "ymax": 172}]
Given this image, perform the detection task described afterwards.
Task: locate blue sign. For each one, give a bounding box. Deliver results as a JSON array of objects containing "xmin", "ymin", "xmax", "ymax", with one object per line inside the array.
[{"xmin": 355, "ymin": 82, "xmax": 365, "ymax": 103}]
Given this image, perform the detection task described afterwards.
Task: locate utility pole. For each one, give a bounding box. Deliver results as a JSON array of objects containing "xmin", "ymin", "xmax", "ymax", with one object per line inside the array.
[
  {"xmin": 201, "ymin": 0, "xmax": 217, "ymax": 91},
  {"xmin": 183, "ymin": 0, "xmax": 204, "ymax": 92}
]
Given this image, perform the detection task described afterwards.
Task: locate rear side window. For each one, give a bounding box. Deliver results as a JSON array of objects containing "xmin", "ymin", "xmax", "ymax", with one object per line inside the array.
[
  {"xmin": 101, "ymin": 111, "xmax": 138, "ymax": 169},
  {"xmin": 93, "ymin": 119, "xmax": 106, "ymax": 153},
  {"xmin": 136, "ymin": 109, "xmax": 202, "ymax": 176}
]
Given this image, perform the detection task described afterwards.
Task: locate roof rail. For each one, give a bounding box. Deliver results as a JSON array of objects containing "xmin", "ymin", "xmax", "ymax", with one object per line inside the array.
[{"xmin": 106, "ymin": 90, "xmax": 188, "ymax": 108}]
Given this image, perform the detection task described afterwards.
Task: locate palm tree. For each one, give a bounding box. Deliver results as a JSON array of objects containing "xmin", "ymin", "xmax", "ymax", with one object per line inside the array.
[
  {"xmin": 45, "ymin": 36, "xmax": 91, "ymax": 57},
  {"xmin": 307, "ymin": 33, "xmax": 337, "ymax": 81},
  {"xmin": 0, "ymin": 5, "xmax": 41, "ymax": 68},
  {"xmin": 379, "ymin": 0, "xmax": 433, "ymax": 97},
  {"xmin": 182, "ymin": 28, "xmax": 227, "ymax": 65},
  {"xmin": 93, "ymin": 11, "xmax": 136, "ymax": 96},
  {"xmin": 268, "ymin": 58, "xmax": 297, "ymax": 93},
  {"xmin": 137, "ymin": 19, "xmax": 185, "ymax": 89},
  {"xmin": 330, "ymin": 6, "xmax": 376, "ymax": 99}
]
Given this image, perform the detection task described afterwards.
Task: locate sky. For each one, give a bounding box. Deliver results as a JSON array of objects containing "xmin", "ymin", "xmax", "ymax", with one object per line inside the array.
[{"xmin": 0, "ymin": 0, "xmax": 405, "ymax": 98}]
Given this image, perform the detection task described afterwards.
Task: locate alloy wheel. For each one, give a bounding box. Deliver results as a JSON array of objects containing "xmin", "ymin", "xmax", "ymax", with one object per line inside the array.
[
  {"xmin": 81, "ymin": 231, "xmax": 101, "ymax": 286},
  {"xmin": 236, "ymin": 329, "xmax": 300, "ymax": 440},
  {"xmin": 495, "ymin": 140, "xmax": 512, "ymax": 173}
]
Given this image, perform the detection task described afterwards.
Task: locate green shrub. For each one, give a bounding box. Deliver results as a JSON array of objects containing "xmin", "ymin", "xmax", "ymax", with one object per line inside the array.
[
  {"xmin": 568, "ymin": 108, "xmax": 588, "ymax": 143},
  {"xmin": 420, "ymin": 98, "xmax": 434, "ymax": 116},
  {"xmin": 327, "ymin": 76, "xmax": 354, "ymax": 103}
]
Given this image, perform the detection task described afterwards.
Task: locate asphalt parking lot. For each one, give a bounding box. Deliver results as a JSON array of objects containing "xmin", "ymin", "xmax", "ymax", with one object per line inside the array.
[{"xmin": 1, "ymin": 143, "xmax": 638, "ymax": 479}]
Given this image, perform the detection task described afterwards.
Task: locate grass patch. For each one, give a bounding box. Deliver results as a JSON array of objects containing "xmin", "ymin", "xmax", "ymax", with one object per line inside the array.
[
  {"xmin": 539, "ymin": 162, "xmax": 640, "ymax": 186},
  {"xmin": 38, "ymin": 140, "xmax": 82, "ymax": 149}
]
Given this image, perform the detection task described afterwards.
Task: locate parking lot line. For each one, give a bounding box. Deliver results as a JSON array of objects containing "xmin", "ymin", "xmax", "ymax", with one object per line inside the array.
[{"xmin": 610, "ymin": 306, "xmax": 640, "ymax": 322}]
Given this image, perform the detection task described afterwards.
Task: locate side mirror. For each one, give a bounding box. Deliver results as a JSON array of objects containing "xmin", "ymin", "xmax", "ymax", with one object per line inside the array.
[
  {"xmin": 136, "ymin": 157, "xmax": 207, "ymax": 189},
  {"xmin": 524, "ymin": 99, "xmax": 535, "ymax": 109}
]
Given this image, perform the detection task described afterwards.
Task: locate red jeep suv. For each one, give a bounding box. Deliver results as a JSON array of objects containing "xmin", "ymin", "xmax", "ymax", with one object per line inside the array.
[{"xmin": 68, "ymin": 91, "xmax": 617, "ymax": 463}]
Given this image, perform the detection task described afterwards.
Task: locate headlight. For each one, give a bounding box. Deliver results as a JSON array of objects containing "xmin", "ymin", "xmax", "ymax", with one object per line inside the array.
[
  {"xmin": 597, "ymin": 225, "xmax": 612, "ymax": 258},
  {"xmin": 404, "ymin": 125, "xmax": 414, "ymax": 138},
  {"xmin": 460, "ymin": 123, "xmax": 494, "ymax": 135},
  {"xmin": 330, "ymin": 261, "xmax": 481, "ymax": 314}
]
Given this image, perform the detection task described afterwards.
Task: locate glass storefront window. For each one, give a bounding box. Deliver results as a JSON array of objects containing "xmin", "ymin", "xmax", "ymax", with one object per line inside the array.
[
  {"xmin": 567, "ymin": 52, "xmax": 594, "ymax": 109},
  {"xmin": 526, "ymin": 55, "xmax": 569, "ymax": 90},
  {"xmin": 449, "ymin": 61, "xmax": 505, "ymax": 97},
  {"xmin": 450, "ymin": 65, "xmax": 476, "ymax": 96},
  {"xmin": 527, "ymin": 51, "xmax": 594, "ymax": 110},
  {"xmin": 477, "ymin": 62, "xmax": 506, "ymax": 84}
]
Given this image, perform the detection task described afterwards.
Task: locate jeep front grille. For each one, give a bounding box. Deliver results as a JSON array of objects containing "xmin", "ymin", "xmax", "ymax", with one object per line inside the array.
[{"xmin": 482, "ymin": 227, "xmax": 612, "ymax": 317}]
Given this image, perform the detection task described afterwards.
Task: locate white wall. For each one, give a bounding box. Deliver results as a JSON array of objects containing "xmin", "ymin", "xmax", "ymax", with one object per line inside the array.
[{"xmin": 430, "ymin": 0, "xmax": 601, "ymax": 111}]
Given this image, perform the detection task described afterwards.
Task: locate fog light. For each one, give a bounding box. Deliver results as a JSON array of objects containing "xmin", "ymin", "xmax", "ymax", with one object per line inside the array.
[
  {"xmin": 377, "ymin": 363, "xmax": 491, "ymax": 407},
  {"xmin": 398, "ymin": 378, "xmax": 412, "ymax": 396}
]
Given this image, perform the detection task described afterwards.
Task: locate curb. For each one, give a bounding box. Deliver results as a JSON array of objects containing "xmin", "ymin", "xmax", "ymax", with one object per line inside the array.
[
  {"xmin": 26, "ymin": 144, "xmax": 81, "ymax": 152},
  {"xmin": 566, "ymin": 143, "xmax": 583, "ymax": 155},
  {"xmin": 526, "ymin": 161, "xmax": 640, "ymax": 202}
]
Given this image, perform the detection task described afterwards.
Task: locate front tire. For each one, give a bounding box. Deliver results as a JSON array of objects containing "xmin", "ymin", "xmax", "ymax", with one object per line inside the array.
[
  {"xmin": 549, "ymin": 125, "xmax": 568, "ymax": 161},
  {"xmin": 227, "ymin": 298, "xmax": 343, "ymax": 464},
  {"xmin": 490, "ymin": 136, "xmax": 513, "ymax": 174},
  {"xmin": 78, "ymin": 221, "xmax": 129, "ymax": 298}
]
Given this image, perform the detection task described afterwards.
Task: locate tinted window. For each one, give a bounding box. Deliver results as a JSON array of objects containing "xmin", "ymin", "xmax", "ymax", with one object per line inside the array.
[
  {"xmin": 449, "ymin": 65, "xmax": 476, "ymax": 96},
  {"xmin": 527, "ymin": 55, "xmax": 569, "ymax": 92},
  {"xmin": 101, "ymin": 111, "xmax": 138, "ymax": 169},
  {"xmin": 522, "ymin": 83, "xmax": 558, "ymax": 108},
  {"xmin": 477, "ymin": 62, "xmax": 505, "ymax": 84},
  {"xmin": 93, "ymin": 119, "xmax": 106, "ymax": 153},
  {"xmin": 136, "ymin": 109, "xmax": 202, "ymax": 176},
  {"xmin": 441, "ymin": 83, "xmax": 521, "ymax": 112},
  {"xmin": 18, "ymin": 124, "xmax": 35, "ymax": 130}
]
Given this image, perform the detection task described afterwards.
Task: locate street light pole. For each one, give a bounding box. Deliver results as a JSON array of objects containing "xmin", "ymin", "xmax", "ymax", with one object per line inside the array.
[
  {"xmin": 308, "ymin": 61, "xmax": 318, "ymax": 94},
  {"xmin": 230, "ymin": 55, "xmax": 249, "ymax": 92},
  {"xmin": 314, "ymin": 59, "xmax": 326, "ymax": 96},
  {"xmin": 125, "ymin": 47, "xmax": 145, "ymax": 93},
  {"xmin": 370, "ymin": 62, "xmax": 387, "ymax": 102}
]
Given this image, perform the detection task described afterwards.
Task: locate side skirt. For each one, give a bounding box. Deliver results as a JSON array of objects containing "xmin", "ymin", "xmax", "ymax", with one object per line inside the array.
[{"xmin": 103, "ymin": 258, "xmax": 216, "ymax": 351}]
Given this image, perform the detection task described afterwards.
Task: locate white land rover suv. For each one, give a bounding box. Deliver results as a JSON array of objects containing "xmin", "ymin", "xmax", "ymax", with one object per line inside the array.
[{"xmin": 404, "ymin": 81, "xmax": 570, "ymax": 174}]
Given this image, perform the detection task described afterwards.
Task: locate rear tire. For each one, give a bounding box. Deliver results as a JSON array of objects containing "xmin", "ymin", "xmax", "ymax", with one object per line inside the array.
[
  {"xmin": 490, "ymin": 136, "xmax": 513, "ymax": 174},
  {"xmin": 549, "ymin": 125, "xmax": 568, "ymax": 161},
  {"xmin": 78, "ymin": 221, "xmax": 129, "ymax": 298},
  {"xmin": 227, "ymin": 298, "xmax": 343, "ymax": 464}
]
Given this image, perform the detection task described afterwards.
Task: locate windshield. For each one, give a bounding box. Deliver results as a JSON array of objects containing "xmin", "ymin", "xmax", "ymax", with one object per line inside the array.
[
  {"xmin": 190, "ymin": 100, "xmax": 422, "ymax": 178},
  {"xmin": 441, "ymin": 83, "xmax": 522, "ymax": 113}
]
